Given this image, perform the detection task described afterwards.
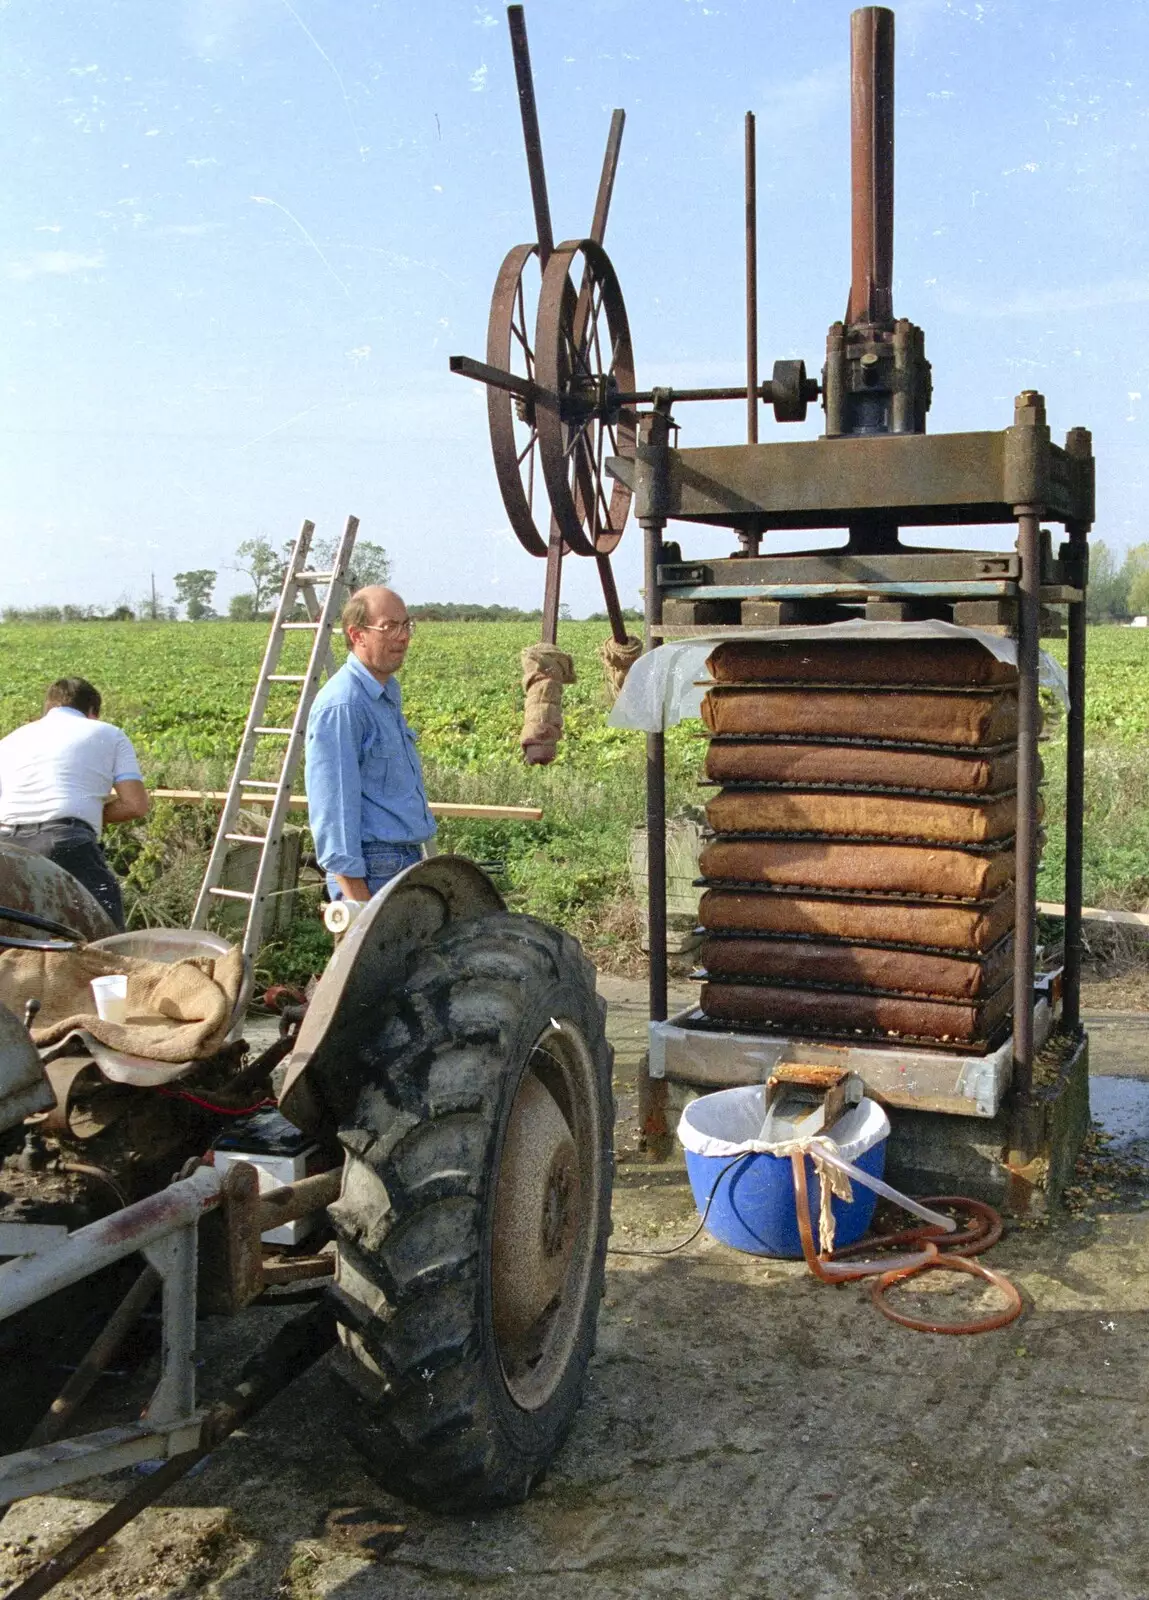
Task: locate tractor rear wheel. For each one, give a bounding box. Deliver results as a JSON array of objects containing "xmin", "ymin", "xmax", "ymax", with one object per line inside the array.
[{"xmin": 327, "ymin": 911, "xmax": 613, "ymax": 1511}]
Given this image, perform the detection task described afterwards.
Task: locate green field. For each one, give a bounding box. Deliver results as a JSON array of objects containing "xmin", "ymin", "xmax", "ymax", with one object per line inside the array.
[{"xmin": 0, "ymin": 621, "xmax": 1146, "ymax": 978}]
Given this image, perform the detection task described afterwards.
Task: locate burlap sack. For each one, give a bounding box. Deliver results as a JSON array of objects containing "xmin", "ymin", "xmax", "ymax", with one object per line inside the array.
[
  {"xmin": 600, "ymin": 634, "xmax": 643, "ymax": 702},
  {"xmin": 520, "ymin": 645, "xmax": 576, "ymax": 765},
  {"xmin": 699, "ymin": 979, "xmax": 1012, "ymax": 1043},
  {"xmin": 0, "ymin": 943, "xmax": 245, "ymax": 1062},
  {"xmin": 701, "ymin": 687, "xmax": 1020, "ymax": 747},
  {"xmin": 706, "ymin": 637, "xmax": 1017, "ymax": 688},
  {"xmin": 698, "ymin": 934, "xmax": 1013, "ymax": 999},
  {"xmin": 697, "ymin": 887, "xmax": 1015, "ymax": 952},
  {"xmin": 705, "ymin": 789, "xmax": 1021, "ymax": 844},
  {"xmin": 698, "ymin": 837, "xmax": 1015, "ymax": 899},
  {"xmin": 704, "ymin": 740, "xmax": 1021, "ymax": 794}
]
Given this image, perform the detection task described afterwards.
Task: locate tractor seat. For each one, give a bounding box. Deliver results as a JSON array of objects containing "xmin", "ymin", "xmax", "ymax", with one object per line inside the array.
[{"xmin": 76, "ymin": 927, "xmax": 254, "ymax": 1086}]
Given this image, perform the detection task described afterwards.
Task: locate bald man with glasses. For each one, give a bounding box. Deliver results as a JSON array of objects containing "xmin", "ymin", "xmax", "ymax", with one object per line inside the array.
[{"xmin": 305, "ymin": 586, "xmax": 436, "ymax": 904}]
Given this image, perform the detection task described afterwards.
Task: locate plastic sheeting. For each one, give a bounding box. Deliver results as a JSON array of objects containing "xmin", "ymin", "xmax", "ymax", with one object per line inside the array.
[{"xmin": 606, "ymin": 619, "xmax": 1070, "ymax": 733}]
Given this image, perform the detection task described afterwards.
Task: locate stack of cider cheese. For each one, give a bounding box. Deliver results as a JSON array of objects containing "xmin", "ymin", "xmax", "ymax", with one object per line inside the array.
[{"xmin": 696, "ymin": 635, "xmax": 1030, "ymax": 1049}]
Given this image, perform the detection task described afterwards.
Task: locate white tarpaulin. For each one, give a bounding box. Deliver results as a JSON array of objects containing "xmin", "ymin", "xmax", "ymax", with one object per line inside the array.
[{"xmin": 606, "ymin": 618, "xmax": 1069, "ymax": 733}]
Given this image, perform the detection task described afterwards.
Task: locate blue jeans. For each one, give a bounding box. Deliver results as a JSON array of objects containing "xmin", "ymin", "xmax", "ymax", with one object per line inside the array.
[
  {"xmin": 325, "ymin": 840, "xmax": 424, "ymax": 902},
  {"xmin": 0, "ymin": 817, "xmax": 125, "ymax": 930}
]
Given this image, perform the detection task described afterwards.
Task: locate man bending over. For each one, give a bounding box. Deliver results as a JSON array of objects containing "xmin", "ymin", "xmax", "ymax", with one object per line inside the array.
[{"xmin": 0, "ymin": 677, "xmax": 149, "ymax": 929}]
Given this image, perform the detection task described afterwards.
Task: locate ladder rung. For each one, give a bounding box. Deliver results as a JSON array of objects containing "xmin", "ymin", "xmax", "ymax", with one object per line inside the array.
[
  {"xmin": 209, "ymin": 887, "xmax": 255, "ymax": 901},
  {"xmin": 254, "ymin": 727, "xmax": 294, "ymax": 736},
  {"xmin": 268, "ymin": 674, "xmax": 307, "ymax": 683},
  {"xmin": 282, "ymin": 621, "xmax": 321, "ymax": 630},
  {"xmin": 225, "ymin": 833, "xmax": 266, "ymax": 844},
  {"xmin": 298, "ymin": 570, "xmax": 336, "ymax": 582},
  {"xmin": 241, "ymin": 780, "xmax": 281, "ymax": 789}
]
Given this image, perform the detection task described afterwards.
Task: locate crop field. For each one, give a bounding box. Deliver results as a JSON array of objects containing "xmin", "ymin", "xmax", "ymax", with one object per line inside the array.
[{"xmin": 0, "ymin": 620, "xmax": 1147, "ymax": 977}]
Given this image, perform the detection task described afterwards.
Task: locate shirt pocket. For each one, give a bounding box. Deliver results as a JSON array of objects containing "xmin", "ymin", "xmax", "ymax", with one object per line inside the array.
[{"xmin": 362, "ymin": 722, "xmax": 402, "ymax": 790}]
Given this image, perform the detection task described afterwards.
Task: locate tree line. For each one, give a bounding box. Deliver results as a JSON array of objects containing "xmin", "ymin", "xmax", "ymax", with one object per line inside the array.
[
  {"xmin": 3, "ymin": 526, "xmax": 646, "ymax": 624},
  {"xmin": 1086, "ymin": 541, "xmax": 1149, "ymax": 623}
]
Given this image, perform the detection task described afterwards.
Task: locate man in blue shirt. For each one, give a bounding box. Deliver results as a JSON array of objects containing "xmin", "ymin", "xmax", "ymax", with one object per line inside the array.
[{"xmin": 305, "ymin": 586, "xmax": 436, "ymax": 904}]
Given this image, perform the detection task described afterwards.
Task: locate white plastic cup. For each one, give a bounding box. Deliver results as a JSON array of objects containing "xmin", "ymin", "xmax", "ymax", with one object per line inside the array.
[
  {"xmin": 90, "ymin": 974, "xmax": 129, "ymax": 1024},
  {"xmin": 323, "ymin": 899, "xmax": 365, "ymax": 936}
]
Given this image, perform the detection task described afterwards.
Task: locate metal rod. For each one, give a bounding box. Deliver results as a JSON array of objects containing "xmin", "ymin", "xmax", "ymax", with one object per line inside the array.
[
  {"xmin": 1012, "ymin": 506, "xmax": 1043, "ymax": 1101},
  {"xmin": 745, "ymin": 111, "xmax": 759, "ymax": 447},
  {"xmin": 448, "ymin": 354, "xmax": 821, "ymax": 411},
  {"xmin": 6, "ymin": 1303, "xmax": 337, "ymax": 1600},
  {"xmin": 23, "ymin": 1268, "xmax": 161, "ymax": 1450},
  {"xmin": 590, "ymin": 109, "xmax": 625, "ymax": 242},
  {"xmin": 1062, "ymin": 519, "xmax": 1089, "ymax": 1033},
  {"xmin": 585, "ymin": 109, "xmax": 629, "ymax": 633},
  {"xmin": 847, "ymin": 6, "xmax": 895, "ymax": 325},
  {"xmin": 540, "ymin": 523, "xmax": 564, "ymax": 645},
  {"xmin": 596, "ymin": 553, "xmax": 629, "ymax": 644},
  {"xmin": 255, "ymin": 1166, "xmax": 341, "ymax": 1234},
  {"xmin": 507, "ymin": 5, "xmax": 554, "ymax": 268}
]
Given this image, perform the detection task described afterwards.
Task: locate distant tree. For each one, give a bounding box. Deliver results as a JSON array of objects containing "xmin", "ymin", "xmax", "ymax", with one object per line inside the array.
[
  {"xmin": 304, "ymin": 535, "xmax": 391, "ymax": 593},
  {"xmin": 228, "ymin": 592, "xmax": 257, "ymax": 622},
  {"xmin": 138, "ymin": 588, "xmax": 176, "ymax": 622},
  {"xmin": 108, "ymin": 604, "xmax": 136, "ymax": 621},
  {"xmin": 174, "ymin": 569, "xmax": 217, "ymax": 621},
  {"xmin": 408, "ymin": 602, "xmax": 543, "ymax": 622},
  {"xmin": 1086, "ymin": 541, "xmax": 1131, "ymax": 623},
  {"xmin": 1125, "ymin": 542, "xmax": 1149, "ymax": 619},
  {"xmin": 232, "ymin": 536, "xmax": 285, "ymax": 614}
]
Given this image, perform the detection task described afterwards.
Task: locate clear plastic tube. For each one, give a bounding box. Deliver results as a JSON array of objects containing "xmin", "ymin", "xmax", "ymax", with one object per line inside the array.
[{"xmin": 810, "ymin": 1147, "xmax": 957, "ymax": 1234}]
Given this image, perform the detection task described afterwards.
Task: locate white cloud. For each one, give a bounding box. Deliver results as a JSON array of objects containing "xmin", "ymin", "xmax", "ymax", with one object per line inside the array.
[
  {"xmin": 937, "ymin": 276, "xmax": 1149, "ymax": 319},
  {"xmin": 154, "ymin": 222, "xmax": 217, "ymax": 237},
  {"xmin": 755, "ymin": 63, "xmax": 843, "ymax": 137},
  {"xmin": 469, "ymin": 63, "xmax": 488, "ymax": 93},
  {"xmin": 6, "ymin": 251, "xmax": 104, "ymax": 283}
]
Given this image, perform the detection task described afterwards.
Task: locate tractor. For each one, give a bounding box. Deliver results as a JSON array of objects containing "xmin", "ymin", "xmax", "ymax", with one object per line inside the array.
[{"xmin": 0, "ymin": 840, "xmax": 614, "ymax": 1542}]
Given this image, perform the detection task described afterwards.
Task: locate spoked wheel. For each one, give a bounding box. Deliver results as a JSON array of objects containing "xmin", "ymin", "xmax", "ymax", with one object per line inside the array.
[
  {"xmin": 328, "ymin": 912, "xmax": 614, "ymax": 1511},
  {"xmin": 486, "ymin": 242, "xmax": 552, "ymax": 558},
  {"xmin": 534, "ymin": 237, "xmax": 636, "ymax": 557}
]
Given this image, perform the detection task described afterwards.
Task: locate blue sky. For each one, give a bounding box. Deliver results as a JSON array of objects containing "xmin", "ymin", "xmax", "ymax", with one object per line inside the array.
[{"xmin": 2, "ymin": 0, "xmax": 1146, "ymax": 617}]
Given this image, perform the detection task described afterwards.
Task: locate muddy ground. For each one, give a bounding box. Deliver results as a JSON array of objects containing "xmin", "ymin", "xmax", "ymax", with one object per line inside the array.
[{"xmin": 3, "ymin": 974, "xmax": 1149, "ymax": 1600}]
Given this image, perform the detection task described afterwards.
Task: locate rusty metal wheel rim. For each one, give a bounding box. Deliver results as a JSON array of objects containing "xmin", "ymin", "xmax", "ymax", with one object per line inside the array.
[
  {"xmin": 486, "ymin": 242, "xmax": 551, "ymax": 558},
  {"xmin": 534, "ymin": 237, "xmax": 635, "ymax": 558},
  {"xmin": 490, "ymin": 1019, "xmax": 603, "ymax": 1411}
]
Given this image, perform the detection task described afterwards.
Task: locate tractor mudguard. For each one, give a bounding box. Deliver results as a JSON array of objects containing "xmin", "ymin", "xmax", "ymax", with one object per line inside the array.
[
  {"xmin": 278, "ymin": 856, "xmax": 505, "ymax": 1136},
  {"xmin": 0, "ymin": 844, "xmax": 116, "ymax": 945}
]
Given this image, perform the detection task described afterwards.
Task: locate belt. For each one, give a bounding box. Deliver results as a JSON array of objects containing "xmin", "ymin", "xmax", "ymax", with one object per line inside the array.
[{"xmin": 0, "ymin": 816, "xmax": 95, "ymax": 836}]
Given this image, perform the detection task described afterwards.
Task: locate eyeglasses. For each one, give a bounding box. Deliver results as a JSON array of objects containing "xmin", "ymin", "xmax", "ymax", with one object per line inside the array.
[{"xmin": 358, "ymin": 620, "xmax": 415, "ymax": 637}]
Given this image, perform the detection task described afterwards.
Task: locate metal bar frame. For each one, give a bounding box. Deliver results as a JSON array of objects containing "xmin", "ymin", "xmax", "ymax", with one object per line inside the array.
[{"xmin": 0, "ymin": 1161, "xmax": 341, "ymax": 1508}]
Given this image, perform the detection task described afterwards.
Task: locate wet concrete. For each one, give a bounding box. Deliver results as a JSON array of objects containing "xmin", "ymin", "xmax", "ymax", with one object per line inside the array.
[{"xmin": 4, "ymin": 982, "xmax": 1149, "ymax": 1599}]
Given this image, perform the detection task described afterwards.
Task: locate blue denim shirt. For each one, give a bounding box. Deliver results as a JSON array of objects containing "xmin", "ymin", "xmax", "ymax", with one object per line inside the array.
[{"xmin": 304, "ymin": 653, "xmax": 436, "ymax": 879}]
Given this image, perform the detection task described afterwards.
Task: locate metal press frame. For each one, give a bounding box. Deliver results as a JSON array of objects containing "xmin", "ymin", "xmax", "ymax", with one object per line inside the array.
[{"xmin": 618, "ymin": 9, "xmax": 1092, "ymax": 1152}]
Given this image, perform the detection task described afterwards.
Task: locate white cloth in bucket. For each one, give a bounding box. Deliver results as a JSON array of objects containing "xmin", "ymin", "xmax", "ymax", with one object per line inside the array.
[{"xmin": 677, "ymin": 1086, "xmax": 890, "ymax": 1255}]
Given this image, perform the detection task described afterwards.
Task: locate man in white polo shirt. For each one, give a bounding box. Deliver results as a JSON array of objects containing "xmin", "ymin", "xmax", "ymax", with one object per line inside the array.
[{"xmin": 0, "ymin": 677, "xmax": 149, "ymax": 929}]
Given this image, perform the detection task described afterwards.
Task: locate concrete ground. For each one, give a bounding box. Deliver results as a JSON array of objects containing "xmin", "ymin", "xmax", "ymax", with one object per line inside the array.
[{"xmin": 3, "ymin": 976, "xmax": 1149, "ymax": 1600}]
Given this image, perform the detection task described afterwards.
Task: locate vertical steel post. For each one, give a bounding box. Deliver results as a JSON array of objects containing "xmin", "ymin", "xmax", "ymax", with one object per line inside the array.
[
  {"xmin": 847, "ymin": 7, "xmax": 895, "ymax": 327},
  {"xmin": 745, "ymin": 111, "xmax": 759, "ymax": 448},
  {"xmin": 1063, "ymin": 554, "xmax": 1087, "ymax": 1032},
  {"xmin": 1012, "ymin": 505, "xmax": 1043, "ymax": 1100},
  {"xmin": 635, "ymin": 407, "xmax": 673, "ymax": 1155}
]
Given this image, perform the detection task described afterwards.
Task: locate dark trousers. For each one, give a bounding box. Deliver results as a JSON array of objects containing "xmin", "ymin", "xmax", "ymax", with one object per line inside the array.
[{"xmin": 0, "ymin": 818, "xmax": 125, "ymax": 930}]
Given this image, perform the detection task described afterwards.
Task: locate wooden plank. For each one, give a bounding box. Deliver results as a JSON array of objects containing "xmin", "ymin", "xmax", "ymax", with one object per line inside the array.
[
  {"xmin": 1038, "ymin": 900, "xmax": 1149, "ymax": 931},
  {"xmin": 152, "ymin": 789, "xmax": 543, "ymax": 822}
]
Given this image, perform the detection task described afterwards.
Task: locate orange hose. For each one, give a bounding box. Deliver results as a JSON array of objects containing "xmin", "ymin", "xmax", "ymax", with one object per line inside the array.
[
  {"xmin": 870, "ymin": 1253, "xmax": 1023, "ymax": 1335},
  {"xmin": 789, "ymin": 1154, "xmax": 1022, "ymax": 1334}
]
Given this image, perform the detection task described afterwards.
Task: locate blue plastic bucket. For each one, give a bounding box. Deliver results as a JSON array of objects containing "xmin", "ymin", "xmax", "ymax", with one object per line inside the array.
[{"xmin": 677, "ymin": 1085, "xmax": 890, "ymax": 1258}]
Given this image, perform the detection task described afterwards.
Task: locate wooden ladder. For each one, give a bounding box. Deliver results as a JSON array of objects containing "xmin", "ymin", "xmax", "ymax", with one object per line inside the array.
[{"xmin": 190, "ymin": 515, "xmax": 359, "ymax": 961}]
